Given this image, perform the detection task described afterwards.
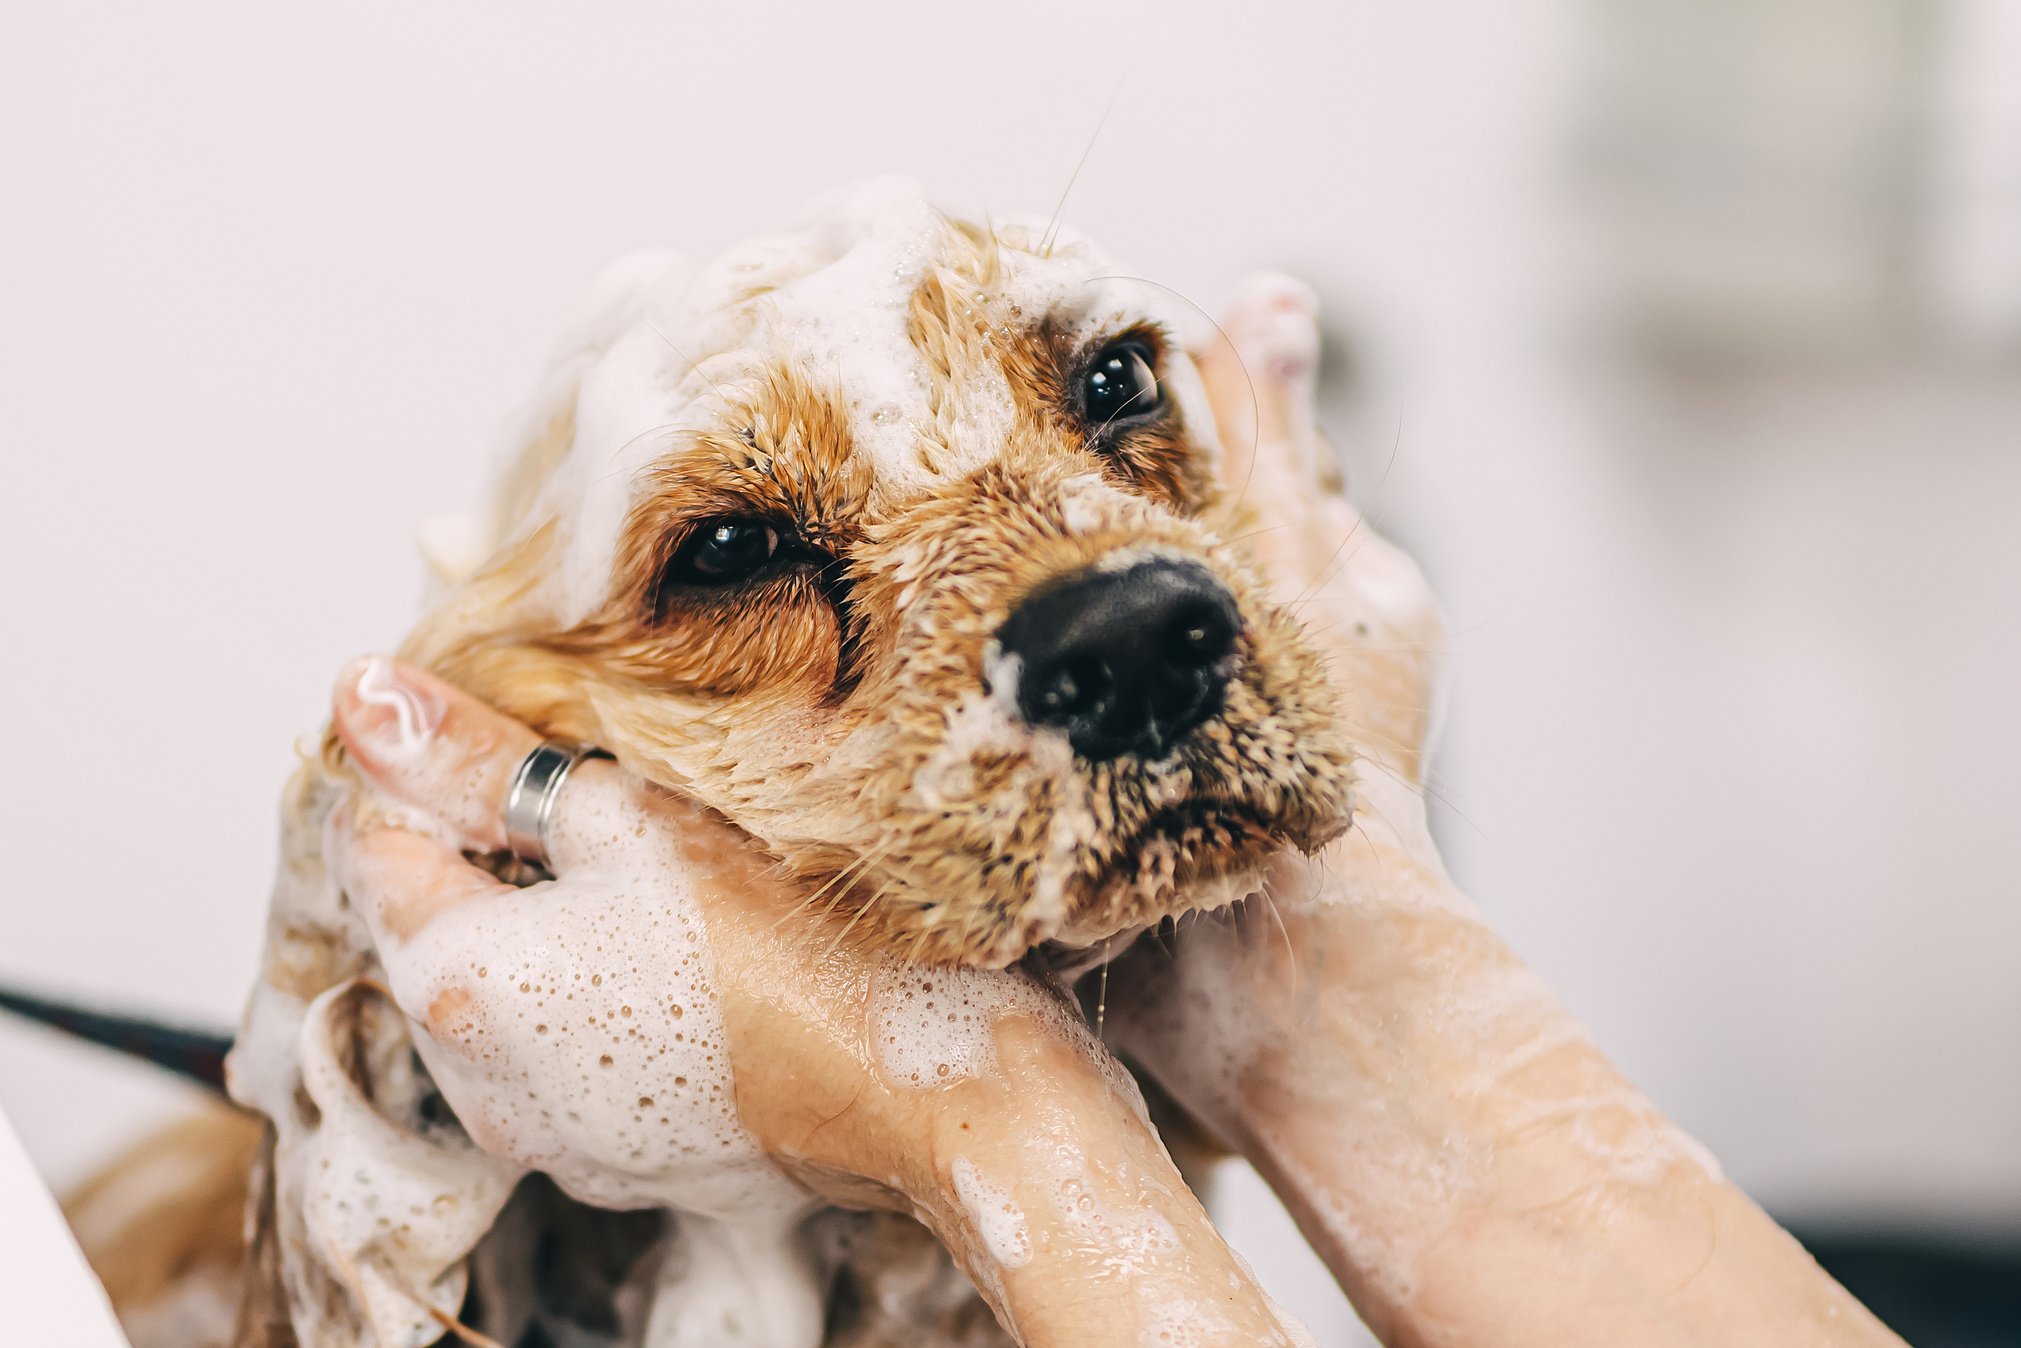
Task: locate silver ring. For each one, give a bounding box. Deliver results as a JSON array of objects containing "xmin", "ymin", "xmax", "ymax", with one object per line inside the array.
[{"xmin": 502, "ymin": 742, "xmax": 603, "ymax": 871}]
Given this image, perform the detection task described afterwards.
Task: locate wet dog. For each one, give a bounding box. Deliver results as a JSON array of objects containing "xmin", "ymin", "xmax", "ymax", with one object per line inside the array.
[
  {"xmin": 56, "ymin": 180, "xmax": 1363, "ymax": 1347},
  {"xmin": 398, "ymin": 177, "xmax": 1353, "ymax": 967}
]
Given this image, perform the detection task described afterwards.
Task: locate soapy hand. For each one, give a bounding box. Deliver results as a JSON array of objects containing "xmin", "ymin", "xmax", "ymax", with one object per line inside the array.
[
  {"xmin": 328, "ymin": 657, "xmax": 1314, "ymax": 1348},
  {"xmin": 1096, "ymin": 277, "xmax": 1905, "ymax": 1347}
]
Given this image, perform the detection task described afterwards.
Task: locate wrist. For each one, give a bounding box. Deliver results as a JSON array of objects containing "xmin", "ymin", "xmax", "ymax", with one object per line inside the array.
[{"xmin": 900, "ymin": 1015, "xmax": 1304, "ymax": 1346}]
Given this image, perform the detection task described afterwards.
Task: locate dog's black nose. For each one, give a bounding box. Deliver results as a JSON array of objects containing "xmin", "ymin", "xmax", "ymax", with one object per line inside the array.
[{"xmin": 995, "ymin": 560, "xmax": 1240, "ymax": 762}]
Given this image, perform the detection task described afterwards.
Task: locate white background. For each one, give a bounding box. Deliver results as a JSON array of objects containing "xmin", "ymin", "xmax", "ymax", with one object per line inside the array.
[{"xmin": 3, "ymin": 3, "xmax": 2017, "ymax": 1342}]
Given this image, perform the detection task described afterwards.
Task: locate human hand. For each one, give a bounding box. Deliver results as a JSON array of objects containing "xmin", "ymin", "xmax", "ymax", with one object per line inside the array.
[
  {"xmin": 328, "ymin": 657, "xmax": 1316, "ymax": 1347},
  {"xmin": 1102, "ymin": 278, "xmax": 1903, "ymax": 1347}
]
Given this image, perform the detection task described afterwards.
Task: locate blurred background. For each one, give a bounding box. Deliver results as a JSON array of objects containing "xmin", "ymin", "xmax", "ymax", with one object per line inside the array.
[{"xmin": 2, "ymin": 1, "xmax": 2016, "ymax": 1342}]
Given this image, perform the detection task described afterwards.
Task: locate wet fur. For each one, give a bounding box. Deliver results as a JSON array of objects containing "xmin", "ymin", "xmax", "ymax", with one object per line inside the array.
[
  {"xmin": 75, "ymin": 192, "xmax": 1355, "ymax": 1346},
  {"xmin": 401, "ymin": 209, "xmax": 1351, "ymax": 966}
]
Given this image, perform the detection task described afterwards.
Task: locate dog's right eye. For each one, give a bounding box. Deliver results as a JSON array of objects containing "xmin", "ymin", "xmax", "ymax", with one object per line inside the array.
[
  {"xmin": 1081, "ymin": 337, "xmax": 1162, "ymax": 432},
  {"xmin": 666, "ymin": 517, "xmax": 782, "ymax": 586}
]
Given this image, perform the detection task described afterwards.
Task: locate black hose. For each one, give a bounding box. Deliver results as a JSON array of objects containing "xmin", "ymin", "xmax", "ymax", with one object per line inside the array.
[{"xmin": 0, "ymin": 985, "xmax": 234, "ymax": 1093}]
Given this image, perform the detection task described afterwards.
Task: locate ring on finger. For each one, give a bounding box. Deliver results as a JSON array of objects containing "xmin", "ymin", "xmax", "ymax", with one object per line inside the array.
[{"xmin": 502, "ymin": 742, "xmax": 608, "ymax": 872}]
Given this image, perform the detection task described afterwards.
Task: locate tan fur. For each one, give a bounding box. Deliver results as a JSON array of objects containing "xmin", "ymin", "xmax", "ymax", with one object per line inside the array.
[
  {"xmin": 908, "ymin": 231, "xmax": 1210, "ymax": 514},
  {"xmin": 398, "ymin": 210, "xmax": 1352, "ymax": 966},
  {"xmin": 65, "ymin": 1103, "xmax": 263, "ymax": 1346}
]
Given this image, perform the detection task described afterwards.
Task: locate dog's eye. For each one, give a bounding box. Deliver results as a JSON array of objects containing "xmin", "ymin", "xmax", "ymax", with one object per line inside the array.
[
  {"xmin": 1082, "ymin": 338, "xmax": 1161, "ymax": 431},
  {"xmin": 668, "ymin": 518, "xmax": 782, "ymax": 585}
]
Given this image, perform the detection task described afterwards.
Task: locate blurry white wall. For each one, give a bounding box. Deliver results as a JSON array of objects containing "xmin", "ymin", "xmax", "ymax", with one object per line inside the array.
[{"xmin": 1, "ymin": 1, "xmax": 2015, "ymax": 1341}]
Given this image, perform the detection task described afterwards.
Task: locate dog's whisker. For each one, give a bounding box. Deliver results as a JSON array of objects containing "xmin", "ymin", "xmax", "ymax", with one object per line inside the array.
[
  {"xmin": 821, "ymin": 885, "xmax": 891, "ymax": 964},
  {"xmin": 1040, "ymin": 75, "xmax": 1129, "ymax": 259},
  {"xmin": 1220, "ymin": 521, "xmax": 1295, "ymax": 549},
  {"xmin": 900, "ymin": 919, "xmax": 937, "ymax": 971},
  {"xmin": 644, "ymin": 320, "xmax": 735, "ymax": 407},
  {"xmin": 1094, "ymin": 959, "xmax": 1111, "ymax": 1042},
  {"xmin": 1346, "ymin": 816, "xmax": 1386, "ymax": 870},
  {"xmin": 1281, "ymin": 402, "xmax": 1412, "ymax": 617},
  {"xmin": 1257, "ymin": 885, "xmax": 1299, "ymax": 1000},
  {"xmin": 1284, "ymin": 514, "xmax": 1376, "ymax": 618},
  {"xmin": 1354, "ymin": 753, "xmax": 1483, "ymax": 839},
  {"xmin": 772, "ymin": 862, "xmax": 866, "ymax": 932},
  {"xmin": 588, "ymin": 423, "xmax": 685, "ymax": 487},
  {"xmin": 1344, "ymin": 790, "xmax": 1440, "ymax": 876},
  {"xmin": 1293, "ymin": 614, "xmax": 1470, "ymax": 657},
  {"xmin": 777, "ymin": 840, "xmax": 902, "ymax": 934},
  {"xmin": 1094, "ymin": 379, "xmax": 1160, "ymax": 440}
]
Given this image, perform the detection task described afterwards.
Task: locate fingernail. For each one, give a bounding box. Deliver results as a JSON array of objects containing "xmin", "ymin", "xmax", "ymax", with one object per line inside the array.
[{"xmin": 343, "ymin": 655, "xmax": 444, "ymax": 758}]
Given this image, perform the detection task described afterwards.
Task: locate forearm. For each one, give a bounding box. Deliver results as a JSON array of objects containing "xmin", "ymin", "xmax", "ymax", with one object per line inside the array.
[
  {"xmin": 913, "ymin": 1017, "xmax": 1304, "ymax": 1348},
  {"xmin": 1226, "ymin": 930, "xmax": 1896, "ymax": 1348},
  {"xmin": 730, "ymin": 963, "xmax": 1307, "ymax": 1347},
  {"xmin": 1115, "ymin": 775, "xmax": 1903, "ymax": 1347}
]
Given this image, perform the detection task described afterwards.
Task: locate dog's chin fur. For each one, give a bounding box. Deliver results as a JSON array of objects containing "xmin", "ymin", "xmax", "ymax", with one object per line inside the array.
[{"xmin": 400, "ymin": 178, "xmax": 1353, "ymax": 966}]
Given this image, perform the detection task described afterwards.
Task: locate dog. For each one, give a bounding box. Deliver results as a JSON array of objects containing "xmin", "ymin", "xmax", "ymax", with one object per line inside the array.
[
  {"xmin": 49, "ymin": 178, "xmax": 1361, "ymax": 1347},
  {"xmin": 396, "ymin": 177, "xmax": 1352, "ymax": 967}
]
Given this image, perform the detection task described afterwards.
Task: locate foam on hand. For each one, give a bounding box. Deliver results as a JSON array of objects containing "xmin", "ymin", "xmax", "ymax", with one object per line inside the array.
[
  {"xmin": 232, "ymin": 766, "xmax": 825, "ymax": 1345},
  {"xmin": 369, "ymin": 778, "xmax": 826, "ymax": 1347},
  {"xmin": 949, "ymin": 1157, "xmax": 1032, "ymax": 1270},
  {"xmin": 228, "ymin": 774, "xmax": 526, "ymax": 1348}
]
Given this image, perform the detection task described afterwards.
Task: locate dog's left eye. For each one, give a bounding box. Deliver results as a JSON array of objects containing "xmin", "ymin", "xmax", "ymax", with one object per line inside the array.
[
  {"xmin": 667, "ymin": 518, "xmax": 782, "ymax": 586},
  {"xmin": 1082, "ymin": 338, "xmax": 1162, "ymax": 431}
]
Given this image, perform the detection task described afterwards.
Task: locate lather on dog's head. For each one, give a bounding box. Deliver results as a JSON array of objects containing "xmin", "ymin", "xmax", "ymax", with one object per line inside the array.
[{"xmin": 404, "ymin": 179, "xmax": 1352, "ymax": 966}]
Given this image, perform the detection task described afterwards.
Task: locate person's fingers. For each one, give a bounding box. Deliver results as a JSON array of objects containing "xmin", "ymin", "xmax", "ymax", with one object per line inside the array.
[
  {"xmin": 1197, "ymin": 273, "xmax": 1330, "ymax": 501},
  {"xmin": 328, "ymin": 810, "xmax": 515, "ymax": 951},
  {"xmin": 332, "ymin": 656, "xmax": 537, "ymax": 851},
  {"xmin": 331, "ymin": 653, "xmax": 637, "ymax": 862},
  {"xmin": 1196, "ymin": 328, "xmax": 1260, "ymax": 476},
  {"xmin": 332, "ymin": 654, "xmax": 689, "ymax": 881}
]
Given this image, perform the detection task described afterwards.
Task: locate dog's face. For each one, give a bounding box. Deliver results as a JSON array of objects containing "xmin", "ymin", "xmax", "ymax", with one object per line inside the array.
[{"xmin": 410, "ymin": 180, "xmax": 1351, "ymax": 965}]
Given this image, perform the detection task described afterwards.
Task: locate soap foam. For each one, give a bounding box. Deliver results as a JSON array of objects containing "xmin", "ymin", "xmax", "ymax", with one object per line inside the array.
[
  {"xmin": 949, "ymin": 1157, "xmax": 1031, "ymax": 1270},
  {"xmin": 519, "ymin": 178, "xmax": 1202, "ymax": 629},
  {"xmin": 868, "ymin": 962, "xmax": 1092, "ymax": 1092},
  {"xmin": 295, "ymin": 982, "xmax": 523, "ymax": 1348},
  {"xmin": 375, "ymin": 783, "xmax": 814, "ymax": 1228}
]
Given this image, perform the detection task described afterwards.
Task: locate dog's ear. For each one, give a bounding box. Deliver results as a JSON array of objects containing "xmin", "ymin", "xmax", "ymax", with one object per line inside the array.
[
  {"xmin": 402, "ymin": 248, "xmax": 700, "ymax": 735},
  {"xmin": 550, "ymin": 248, "xmax": 695, "ymax": 365},
  {"xmin": 420, "ymin": 249, "xmax": 697, "ymax": 592}
]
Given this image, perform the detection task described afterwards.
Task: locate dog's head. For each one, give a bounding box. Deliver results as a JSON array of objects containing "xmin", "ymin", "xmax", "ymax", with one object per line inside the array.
[{"xmin": 408, "ymin": 179, "xmax": 1352, "ymax": 965}]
